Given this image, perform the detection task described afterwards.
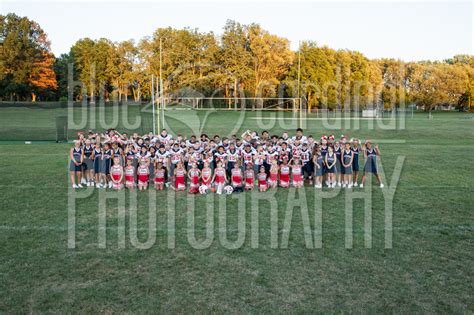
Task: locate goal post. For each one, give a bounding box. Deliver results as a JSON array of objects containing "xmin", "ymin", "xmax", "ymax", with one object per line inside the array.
[
  {"xmin": 161, "ymin": 97, "xmax": 300, "ymax": 111},
  {"xmin": 362, "ymin": 109, "xmax": 378, "ymax": 118}
]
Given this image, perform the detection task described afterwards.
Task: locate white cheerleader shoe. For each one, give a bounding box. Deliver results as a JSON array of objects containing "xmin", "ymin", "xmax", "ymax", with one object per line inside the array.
[
  {"xmin": 332, "ymin": 182, "xmax": 337, "ymax": 188},
  {"xmin": 72, "ymin": 184, "xmax": 78, "ymax": 189},
  {"xmin": 77, "ymin": 184, "xmax": 83, "ymax": 188},
  {"xmin": 380, "ymin": 183, "xmax": 384, "ymax": 188},
  {"xmin": 96, "ymin": 183, "xmax": 101, "ymax": 188},
  {"xmin": 348, "ymin": 183, "xmax": 353, "ymax": 189},
  {"xmin": 353, "ymin": 182, "xmax": 358, "ymax": 187},
  {"xmin": 342, "ymin": 183, "xmax": 346, "ymax": 188},
  {"xmin": 108, "ymin": 182, "xmax": 113, "ymax": 189},
  {"xmin": 81, "ymin": 178, "xmax": 87, "ymax": 185},
  {"xmin": 337, "ymin": 182, "xmax": 341, "ymax": 187},
  {"xmin": 359, "ymin": 184, "xmax": 364, "ymax": 188}
]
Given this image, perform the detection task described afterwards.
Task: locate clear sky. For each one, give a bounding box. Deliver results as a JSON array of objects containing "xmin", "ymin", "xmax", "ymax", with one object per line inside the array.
[{"xmin": 2, "ymin": 0, "xmax": 472, "ymax": 61}]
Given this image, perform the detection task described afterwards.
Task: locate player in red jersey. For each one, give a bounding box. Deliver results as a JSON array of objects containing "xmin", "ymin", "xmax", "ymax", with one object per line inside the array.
[
  {"xmin": 279, "ymin": 158, "xmax": 290, "ymax": 188},
  {"xmin": 268, "ymin": 159, "xmax": 279, "ymax": 189},
  {"xmin": 137, "ymin": 159, "xmax": 150, "ymax": 190},
  {"xmin": 124, "ymin": 159, "xmax": 135, "ymax": 189},
  {"xmin": 212, "ymin": 160, "xmax": 227, "ymax": 194},
  {"xmin": 154, "ymin": 161, "xmax": 166, "ymax": 190},
  {"xmin": 201, "ymin": 161, "xmax": 212, "ymax": 187},
  {"xmin": 244, "ymin": 163, "xmax": 255, "ymax": 191},
  {"xmin": 231, "ymin": 162, "xmax": 243, "ymax": 192},
  {"xmin": 173, "ymin": 162, "xmax": 186, "ymax": 191},
  {"xmin": 291, "ymin": 158, "xmax": 303, "ymax": 188},
  {"xmin": 257, "ymin": 166, "xmax": 267, "ymax": 192},
  {"xmin": 188, "ymin": 163, "xmax": 201, "ymax": 194},
  {"xmin": 110, "ymin": 157, "xmax": 123, "ymax": 190}
]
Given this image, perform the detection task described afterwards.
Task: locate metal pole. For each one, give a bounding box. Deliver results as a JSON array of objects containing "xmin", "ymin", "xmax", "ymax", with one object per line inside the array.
[
  {"xmin": 156, "ymin": 80, "xmax": 161, "ymax": 132},
  {"xmin": 151, "ymin": 75, "xmax": 155, "ymax": 134},
  {"xmin": 297, "ymin": 41, "xmax": 302, "ymax": 127},
  {"xmin": 159, "ymin": 38, "xmax": 164, "ymax": 131}
]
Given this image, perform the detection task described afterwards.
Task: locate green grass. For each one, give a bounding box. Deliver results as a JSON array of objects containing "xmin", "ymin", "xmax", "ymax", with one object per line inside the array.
[{"xmin": 0, "ymin": 107, "xmax": 473, "ymax": 312}]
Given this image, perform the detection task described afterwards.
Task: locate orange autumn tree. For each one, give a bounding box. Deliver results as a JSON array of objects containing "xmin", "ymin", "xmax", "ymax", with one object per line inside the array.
[
  {"xmin": 0, "ymin": 14, "xmax": 57, "ymax": 101},
  {"xmin": 29, "ymin": 50, "xmax": 58, "ymax": 101}
]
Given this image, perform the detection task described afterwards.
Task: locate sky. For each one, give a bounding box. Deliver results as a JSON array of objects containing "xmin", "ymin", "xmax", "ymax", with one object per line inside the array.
[{"xmin": 2, "ymin": 0, "xmax": 473, "ymax": 61}]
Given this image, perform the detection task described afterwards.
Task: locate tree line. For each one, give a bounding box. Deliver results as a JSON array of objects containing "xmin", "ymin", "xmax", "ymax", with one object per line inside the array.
[{"xmin": 1, "ymin": 13, "xmax": 473, "ymax": 110}]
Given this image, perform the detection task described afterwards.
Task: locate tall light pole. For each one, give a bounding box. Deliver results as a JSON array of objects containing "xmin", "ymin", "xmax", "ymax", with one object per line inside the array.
[
  {"xmin": 297, "ymin": 41, "xmax": 302, "ymax": 128},
  {"xmin": 159, "ymin": 38, "xmax": 164, "ymax": 133},
  {"xmin": 151, "ymin": 74, "xmax": 156, "ymax": 134}
]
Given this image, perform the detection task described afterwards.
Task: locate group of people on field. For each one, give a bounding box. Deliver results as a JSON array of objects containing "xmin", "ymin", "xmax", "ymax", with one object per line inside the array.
[{"xmin": 69, "ymin": 128, "xmax": 384, "ymax": 193}]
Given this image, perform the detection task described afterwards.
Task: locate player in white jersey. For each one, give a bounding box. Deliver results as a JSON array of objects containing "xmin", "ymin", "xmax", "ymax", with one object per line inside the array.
[
  {"xmin": 241, "ymin": 144, "xmax": 255, "ymax": 168},
  {"xmin": 155, "ymin": 145, "xmax": 170, "ymax": 174},
  {"xmin": 299, "ymin": 142, "xmax": 313, "ymax": 184},
  {"xmin": 158, "ymin": 129, "xmax": 172, "ymax": 146},
  {"xmin": 168, "ymin": 143, "xmax": 183, "ymax": 176},
  {"xmin": 214, "ymin": 146, "xmax": 227, "ymax": 169},
  {"xmin": 253, "ymin": 145, "xmax": 266, "ymax": 177},
  {"xmin": 226, "ymin": 143, "xmax": 240, "ymax": 177}
]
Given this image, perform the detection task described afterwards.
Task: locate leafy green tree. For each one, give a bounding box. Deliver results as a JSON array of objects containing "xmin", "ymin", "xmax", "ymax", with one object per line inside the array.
[
  {"xmin": 53, "ymin": 53, "xmax": 72, "ymax": 100},
  {"xmin": 247, "ymin": 24, "xmax": 294, "ymax": 104},
  {"xmin": 70, "ymin": 38, "xmax": 96, "ymax": 102}
]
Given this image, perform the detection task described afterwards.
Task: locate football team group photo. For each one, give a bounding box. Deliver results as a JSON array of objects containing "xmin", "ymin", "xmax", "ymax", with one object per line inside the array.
[{"xmin": 1, "ymin": 0, "xmax": 472, "ymax": 313}]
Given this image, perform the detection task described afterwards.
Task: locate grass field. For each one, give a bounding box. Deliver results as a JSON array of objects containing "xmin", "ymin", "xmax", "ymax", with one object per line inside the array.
[{"xmin": 0, "ymin": 107, "xmax": 473, "ymax": 312}]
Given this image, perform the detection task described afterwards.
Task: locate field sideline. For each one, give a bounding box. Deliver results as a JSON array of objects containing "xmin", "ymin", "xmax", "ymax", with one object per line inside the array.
[{"xmin": 0, "ymin": 108, "xmax": 473, "ymax": 312}]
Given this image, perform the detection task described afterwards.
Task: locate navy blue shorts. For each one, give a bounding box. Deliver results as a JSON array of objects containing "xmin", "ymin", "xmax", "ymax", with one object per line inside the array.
[
  {"xmin": 303, "ymin": 162, "xmax": 313, "ymax": 177},
  {"xmin": 94, "ymin": 159, "xmax": 101, "ymax": 173},
  {"xmin": 322, "ymin": 165, "xmax": 327, "ymax": 174},
  {"xmin": 69, "ymin": 160, "xmax": 81, "ymax": 172},
  {"xmin": 83, "ymin": 158, "xmax": 93, "ymax": 171},
  {"xmin": 344, "ymin": 165, "xmax": 353, "ymax": 174},
  {"xmin": 101, "ymin": 159, "xmax": 111, "ymax": 175},
  {"xmin": 227, "ymin": 162, "xmax": 235, "ymax": 176},
  {"xmin": 352, "ymin": 161, "xmax": 360, "ymax": 172},
  {"xmin": 315, "ymin": 165, "xmax": 323, "ymax": 177},
  {"xmin": 364, "ymin": 161, "xmax": 377, "ymax": 174}
]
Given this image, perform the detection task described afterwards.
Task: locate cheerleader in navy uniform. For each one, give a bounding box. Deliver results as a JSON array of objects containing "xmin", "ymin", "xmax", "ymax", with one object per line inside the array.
[
  {"xmin": 111, "ymin": 142, "xmax": 124, "ymax": 166},
  {"xmin": 312, "ymin": 146, "xmax": 324, "ymax": 188},
  {"xmin": 333, "ymin": 140, "xmax": 342, "ymax": 187},
  {"xmin": 319, "ymin": 136, "xmax": 329, "ymax": 185},
  {"xmin": 341, "ymin": 142, "xmax": 354, "ymax": 188},
  {"xmin": 325, "ymin": 146, "xmax": 337, "ymax": 188},
  {"xmin": 91, "ymin": 142, "xmax": 103, "ymax": 188},
  {"xmin": 69, "ymin": 140, "xmax": 84, "ymax": 188},
  {"xmin": 360, "ymin": 140, "xmax": 384, "ymax": 188},
  {"xmin": 83, "ymin": 139, "xmax": 94, "ymax": 186},
  {"xmin": 101, "ymin": 143, "xmax": 113, "ymax": 188},
  {"xmin": 351, "ymin": 138, "xmax": 361, "ymax": 187}
]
